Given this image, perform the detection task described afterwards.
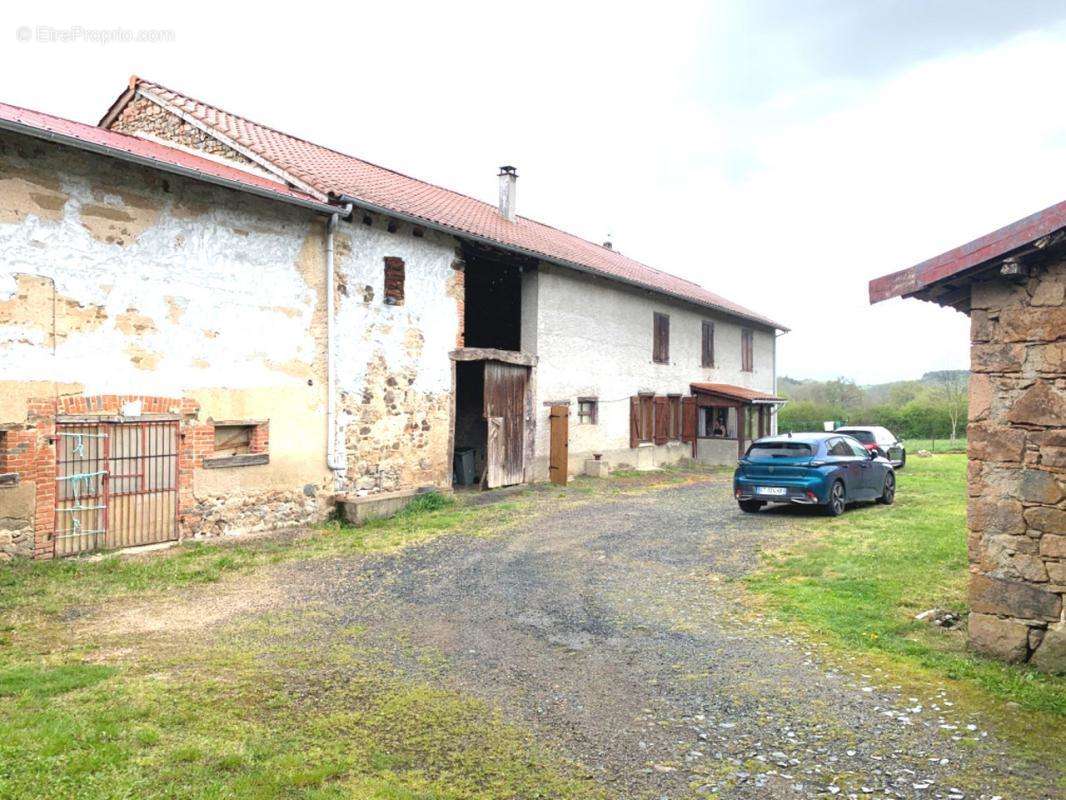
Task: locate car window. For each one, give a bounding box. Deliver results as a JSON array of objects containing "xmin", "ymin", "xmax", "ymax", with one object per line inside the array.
[
  {"xmin": 837, "ymin": 429, "xmax": 875, "ymax": 444},
  {"xmin": 747, "ymin": 441, "xmax": 813, "ymax": 458},
  {"xmin": 844, "ymin": 438, "xmax": 868, "ymax": 458},
  {"xmin": 827, "ymin": 438, "xmax": 852, "ymax": 457},
  {"xmin": 875, "ymin": 428, "xmax": 896, "ymax": 444}
]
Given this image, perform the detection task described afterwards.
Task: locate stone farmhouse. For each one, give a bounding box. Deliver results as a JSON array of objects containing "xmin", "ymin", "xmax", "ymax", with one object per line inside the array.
[
  {"xmin": 870, "ymin": 204, "xmax": 1065, "ymax": 672},
  {"xmin": 0, "ymin": 76, "xmax": 786, "ymax": 560}
]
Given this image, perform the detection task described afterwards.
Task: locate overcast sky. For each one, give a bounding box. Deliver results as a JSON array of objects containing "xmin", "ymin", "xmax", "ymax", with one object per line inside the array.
[{"xmin": 5, "ymin": 1, "xmax": 1066, "ymax": 384}]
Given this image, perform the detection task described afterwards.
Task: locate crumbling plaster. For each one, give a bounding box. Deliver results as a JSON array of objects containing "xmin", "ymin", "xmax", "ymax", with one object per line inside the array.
[
  {"xmin": 0, "ymin": 131, "xmax": 334, "ymax": 538},
  {"xmin": 332, "ymin": 216, "xmax": 462, "ymax": 494}
]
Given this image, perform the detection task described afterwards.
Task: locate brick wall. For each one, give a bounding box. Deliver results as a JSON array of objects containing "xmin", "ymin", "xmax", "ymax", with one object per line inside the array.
[{"xmin": 966, "ymin": 257, "xmax": 1066, "ymax": 672}]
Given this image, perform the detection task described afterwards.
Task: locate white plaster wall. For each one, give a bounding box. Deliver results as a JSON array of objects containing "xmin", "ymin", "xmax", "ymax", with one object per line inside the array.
[
  {"xmin": 0, "ymin": 133, "xmax": 334, "ymax": 498},
  {"xmin": 526, "ymin": 264, "xmax": 777, "ymax": 476},
  {"xmin": 0, "ymin": 139, "xmax": 322, "ymax": 398}
]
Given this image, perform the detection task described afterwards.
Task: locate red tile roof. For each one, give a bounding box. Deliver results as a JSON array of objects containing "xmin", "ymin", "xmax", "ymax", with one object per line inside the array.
[
  {"xmin": 106, "ymin": 77, "xmax": 785, "ymax": 330},
  {"xmin": 0, "ymin": 101, "xmax": 331, "ymax": 212},
  {"xmin": 869, "ymin": 199, "xmax": 1066, "ymax": 304},
  {"xmin": 690, "ymin": 383, "xmax": 783, "ymax": 402}
]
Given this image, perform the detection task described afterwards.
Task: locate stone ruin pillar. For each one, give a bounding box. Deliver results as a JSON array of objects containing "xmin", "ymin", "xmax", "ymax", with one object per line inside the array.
[{"xmin": 966, "ymin": 259, "xmax": 1065, "ymax": 671}]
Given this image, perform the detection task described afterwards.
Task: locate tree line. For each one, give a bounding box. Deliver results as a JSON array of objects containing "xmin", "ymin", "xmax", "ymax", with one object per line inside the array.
[{"xmin": 776, "ymin": 371, "xmax": 969, "ymax": 440}]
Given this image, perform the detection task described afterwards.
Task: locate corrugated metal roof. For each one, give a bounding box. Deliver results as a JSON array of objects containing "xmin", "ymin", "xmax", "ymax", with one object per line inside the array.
[{"xmin": 109, "ymin": 77, "xmax": 786, "ymax": 330}]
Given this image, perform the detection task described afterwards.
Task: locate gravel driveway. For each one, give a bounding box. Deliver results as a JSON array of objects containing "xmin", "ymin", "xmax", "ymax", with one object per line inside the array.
[{"xmin": 276, "ymin": 476, "xmax": 1054, "ymax": 799}]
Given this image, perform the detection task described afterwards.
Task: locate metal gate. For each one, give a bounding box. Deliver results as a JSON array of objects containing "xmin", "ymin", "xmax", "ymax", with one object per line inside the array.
[{"xmin": 54, "ymin": 419, "xmax": 179, "ymax": 556}]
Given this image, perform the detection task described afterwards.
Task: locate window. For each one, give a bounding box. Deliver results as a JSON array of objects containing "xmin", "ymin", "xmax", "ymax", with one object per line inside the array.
[
  {"xmin": 653, "ymin": 312, "xmax": 670, "ymax": 364},
  {"xmin": 667, "ymin": 395, "xmax": 681, "ymax": 440},
  {"xmin": 827, "ymin": 438, "xmax": 853, "ymax": 457},
  {"xmin": 640, "ymin": 395, "xmax": 654, "ymax": 442},
  {"xmin": 837, "ymin": 429, "xmax": 875, "ymax": 445},
  {"xmin": 701, "ymin": 321, "xmax": 715, "ymax": 367},
  {"xmin": 206, "ymin": 420, "xmax": 270, "ymax": 467},
  {"xmin": 578, "ymin": 398, "xmax": 598, "ymax": 425},
  {"xmin": 741, "ymin": 328, "xmax": 754, "ymax": 372},
  {"xmin": 631, "ymin": 394, "xmax": 655, "ymax": 446},
  {"xmin": 384, "ymin": 256, "xmax": 405, "ymax": 305},
  {"xmin": 214, "ymin": 424, "xmax": 254, "ymax": 455},
  {"xmin": 699, "ymin": 407, "xmax": 736, "ymax": 438},
  {"xmin": 845, "ymin": 438, "xmax": 869, "ymax": 458},
  {"xmin": 747, "ymin": 441, "xmax": 813, "ymax": 458}
]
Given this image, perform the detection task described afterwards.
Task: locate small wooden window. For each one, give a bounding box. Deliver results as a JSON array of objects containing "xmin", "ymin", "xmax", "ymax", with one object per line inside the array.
[
  {"xmin": 214, "ymin": 424, "xmax": 254, "ymax": 455},
  {"xmin": 741, "ymin": 328, "xmax": 754, "ymax": 372},
  {"xmin": 701, "ymin": 321, "xmax": 715, "ymax": 367},
  {"xmin": 384, "ymin": 256, "xmax": 405, "ymax": 305},
  {"xmin": 578, "ymin": 398, "xmax": 598, "ymax": 425},
  {"xmin": 652, "ymin": 312, "xmax": 670, "ymax": 364}
]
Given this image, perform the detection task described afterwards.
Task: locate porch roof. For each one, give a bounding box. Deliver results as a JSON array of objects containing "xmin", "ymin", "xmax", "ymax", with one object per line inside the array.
[{"xmin": 690, "ymin": 383, "xmax": 784, "ymax": 404}]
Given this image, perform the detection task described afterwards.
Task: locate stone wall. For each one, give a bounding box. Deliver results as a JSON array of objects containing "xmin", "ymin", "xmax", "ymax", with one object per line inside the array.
[
  {"xmin": 967, "ymin": 257, "xmax": 1066, "ymax": 672},
  {"xmin": 111, "ymin": 94, "xmax": 266, "ymax": 174}
]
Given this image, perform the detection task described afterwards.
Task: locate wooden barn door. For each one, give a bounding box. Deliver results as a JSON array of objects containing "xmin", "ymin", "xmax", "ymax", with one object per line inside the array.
[
  {"xmin": 484, "ymin": 361, "xmax": 529, "ymax": 488},
  {"xmin": 548, "ymin": 404, "xmax": 569, "ymax": 486}
]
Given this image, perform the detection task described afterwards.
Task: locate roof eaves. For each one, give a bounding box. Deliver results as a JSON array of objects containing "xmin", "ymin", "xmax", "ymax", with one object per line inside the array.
[
  {"xmin": 338, "ymin": 193, "xmax": 788, "ymax": 331},
  {"xmin": 869, "ymin": 198, "xmax": 1066, "ymax": 304},
  {"xmin": 0, "ymin": 112, "xmax": 340, "ymax": 217}
]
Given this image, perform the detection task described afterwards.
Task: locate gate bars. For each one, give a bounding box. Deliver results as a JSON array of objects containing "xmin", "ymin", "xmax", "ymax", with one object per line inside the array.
[{"xmin": 53, "ymin": 420, "xmax": 180, "ymax": 556}]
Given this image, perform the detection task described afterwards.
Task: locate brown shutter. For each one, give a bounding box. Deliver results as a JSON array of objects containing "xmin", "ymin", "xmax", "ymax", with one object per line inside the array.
[
  {"xmin": 681, "ymin": 397, "xmax": 697, "ymax": 443},
  {"xmin": 702, "ymin": 321, "xmax": 714, "ymax": 367},
  {"xmin": 630, "ymin": 396, "xmax": 640, "ymax": 448},
  {"xmin": 653, "ymin": 396, "xmax": 669, "ymax": 445},
  {"xmin": 653, "ymin": 313, "xmax": 670, "ymax": 363}
]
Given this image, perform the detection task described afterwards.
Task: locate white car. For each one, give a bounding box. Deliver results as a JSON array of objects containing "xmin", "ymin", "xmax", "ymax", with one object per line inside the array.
[{"xmin": 835, "ymin": 426, "xmax": 906, "ymax": 469}]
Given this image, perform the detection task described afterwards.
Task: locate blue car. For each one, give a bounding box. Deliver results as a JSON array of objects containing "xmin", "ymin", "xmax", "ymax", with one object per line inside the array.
[{"xmin": 733, "ymin": 432, "xmax": 896, "ymax": 516}]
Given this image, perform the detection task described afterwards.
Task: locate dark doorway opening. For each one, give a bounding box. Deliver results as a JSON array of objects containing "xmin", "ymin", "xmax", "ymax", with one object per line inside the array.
[
  {"xmin": 461, "ymin": 242, "xmax": 532, "ymax": 351},
  {"xmin": 453, "ymin": 360, "xmax": 486, "ymax": 486}
]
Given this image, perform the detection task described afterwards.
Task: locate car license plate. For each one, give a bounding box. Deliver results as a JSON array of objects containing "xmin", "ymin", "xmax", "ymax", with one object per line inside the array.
[{"xmin": 756, "ymin": 486, "xmax": 787, "ymax": 496}]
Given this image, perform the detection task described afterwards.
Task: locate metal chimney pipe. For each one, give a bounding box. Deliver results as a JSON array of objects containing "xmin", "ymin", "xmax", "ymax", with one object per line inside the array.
[{"xmin": 498, "ymin": 165, "xmax": 517, "ymax": 222}]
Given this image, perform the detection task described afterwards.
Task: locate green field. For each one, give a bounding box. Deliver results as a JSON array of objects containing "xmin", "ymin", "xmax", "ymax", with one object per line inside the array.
[
  {"xmin": 904, "ymin": 437, "xmax": 967, "ymax": 454},
  {"xmin": 746, "ymin": 454, "xmax": 1065, "ymax": 755}
]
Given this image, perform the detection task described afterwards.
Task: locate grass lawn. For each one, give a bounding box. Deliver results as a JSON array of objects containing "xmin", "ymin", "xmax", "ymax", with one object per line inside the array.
[
  {"xmin": 905, "ymin": 437, "xmax": 967, "ymax": 454},
  {"xmin": 0, "ymin": 466, "xmax": 713, "ymax": 800},
  {"xmin": 746, "ymin": 454, "xmax": 1066, "ymax": 754}
]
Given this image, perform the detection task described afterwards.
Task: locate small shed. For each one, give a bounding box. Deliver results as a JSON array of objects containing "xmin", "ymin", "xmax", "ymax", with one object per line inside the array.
[{"xmin": 870, "ymin": 201, "xmax": 1066, "ymax": 672}]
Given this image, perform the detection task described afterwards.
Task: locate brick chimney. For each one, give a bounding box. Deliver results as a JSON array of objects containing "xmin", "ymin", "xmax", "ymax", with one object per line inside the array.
[{"xmin": 498, "ymin": 166, "xmax": 517, "ymax": 222}]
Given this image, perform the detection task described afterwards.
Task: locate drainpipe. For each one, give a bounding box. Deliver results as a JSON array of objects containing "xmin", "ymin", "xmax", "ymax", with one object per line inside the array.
[{"xmin": 326, "ymin": 205, "xmax": 353, "ymax": 476}]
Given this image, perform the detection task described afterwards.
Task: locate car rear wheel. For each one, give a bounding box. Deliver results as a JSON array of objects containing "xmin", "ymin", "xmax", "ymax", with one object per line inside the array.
[
  {"xmin": 878, "ymin": 471, "xmax": 896, "ymax": 504},
  {"xmin": 824, "ymin": 481, "xmax": 846, "ymax": 516},
  {"xmin": 739, "ymin": 500, "xmax": 764, "ymax": 513},
  {"xmin": 895, "ymin": 450, "xmax": 906, "ymax": 470}
]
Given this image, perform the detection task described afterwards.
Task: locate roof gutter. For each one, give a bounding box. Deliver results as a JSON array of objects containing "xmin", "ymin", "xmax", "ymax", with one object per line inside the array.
[
  {"xmin": 337, "ymin": 193, "xmax": 788, "ymax": 333},
  {"xmin": 0, "ymin": 116, "xmax": 341, "ymax": 216}
]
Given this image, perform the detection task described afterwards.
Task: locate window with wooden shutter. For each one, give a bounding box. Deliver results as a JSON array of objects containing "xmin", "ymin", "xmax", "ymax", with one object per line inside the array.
[
  {"xmin": 653, "ymin": 396, "xmax": 669, "ymax": 444},
  {"xmin": 701, "ymin": 321, "xmax": 714, "ymax": 367},
  {"xmin": 652, "ymin": 312, "xmax": 670, "ymax": 364},
  {"xmin": 640, "ymin": 395, "xmax": 654, "ymax": 442},
  {"xmin": 631, "ymin": 395, "xmax": 656, "ymax": 446},
  {"xmin": 667, "ymin": 395, "xmax": 681, "ymax": 440},
  {"xmin": 681, "ymin": 397, "xmax": 696, "ymax": 444},
  {"xmin": 384, "ymin": 256, "xmax": 405, "ymax": 305},
  {"xmin": 741, "ymin": 328, "xmax": 754, "ymax": 372}
]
